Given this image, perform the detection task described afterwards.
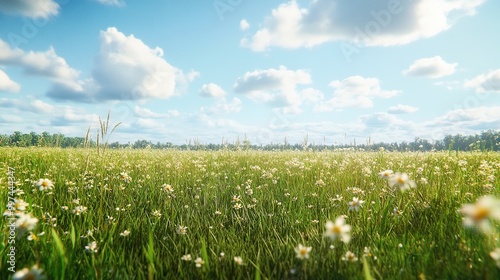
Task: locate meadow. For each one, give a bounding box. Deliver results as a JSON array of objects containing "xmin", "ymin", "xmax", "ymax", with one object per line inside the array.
[{"xmin": 1, "ymin": 147, "xmax": 500, "ymax": 279}]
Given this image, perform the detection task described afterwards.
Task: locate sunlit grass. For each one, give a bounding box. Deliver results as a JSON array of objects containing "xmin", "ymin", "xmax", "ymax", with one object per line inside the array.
[{"xmin": 1, "ymin": 147, "xmax": 500, "ymax": 279}]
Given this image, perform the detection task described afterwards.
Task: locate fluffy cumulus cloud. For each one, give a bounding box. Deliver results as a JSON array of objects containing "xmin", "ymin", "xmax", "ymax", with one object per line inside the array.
[
  {"xmin": 199, "ymin": 83, "xmax": 226, "ymax": 98},
  {"xmin": 0, "ymin": 39, "xmax": 82, "ymax": 91},
  {"xmin": 242, "ymin": 0, "xmax": 485, "ymax": 51},
  {"xmin": 316, "ymin": 76, "xmax": 399, "ymax": 111},
  {"xmin": 387, "ymin": 104, "xmax": 418, "ymax": 114},
  {"xmin": 48, "ymin": 27, "xmax": 196, "ymax": 102},
  {"xmin": 233, "ymin": 66, "xmax": 312, "ymax": 113},
  {"xmin": 426, "ymin": 106, "xmax": 500, "ymax": 132},
  {"xmin": 0, "ymin": 70, "xmax": 20, "ymax": 92},
  {"xmin": 200, "ymin": 97, "xmax": 242, "ymax": 115},
  {"xmin": 403, "ymin": 56, "xmax": 457, "ymax": 78},
  {"xmin": 0, "ymin": 0, "xmax": 59, "ymax": 18},
  {"xmin": 464, "ymin": 69, "xmax": 500, "ymax": 93}
]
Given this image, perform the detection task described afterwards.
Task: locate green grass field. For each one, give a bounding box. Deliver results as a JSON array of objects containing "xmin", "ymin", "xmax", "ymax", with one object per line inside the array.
[{"xmin": 1, "ymin": 147, "xmax": 500, "ymax": 279}]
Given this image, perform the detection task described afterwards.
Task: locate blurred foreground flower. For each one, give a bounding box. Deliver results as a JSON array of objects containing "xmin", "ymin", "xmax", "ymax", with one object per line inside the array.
[
  {"xmin": 16, "ymin": 213, "xmax": 38, "ymax": 233},
  {"xmin": 13, "ymin": 264, "xmax": 45, "ymax": 280},
  {"xmin": 490, "ymin": 248, "xmax": 500, "ymax": 268},
  {"xmin": 461, "ymin": 195, "xmax": 500, "ymax": 233},
  {"xmin": 324, "ymin": 216, "xmax": 351, "ymax": 243}
]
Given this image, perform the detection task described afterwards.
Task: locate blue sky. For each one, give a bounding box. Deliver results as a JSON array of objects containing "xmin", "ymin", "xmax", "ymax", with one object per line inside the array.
[{"xmin": 0, "ymin": 0, "xmax": 499, "ymax": 145}]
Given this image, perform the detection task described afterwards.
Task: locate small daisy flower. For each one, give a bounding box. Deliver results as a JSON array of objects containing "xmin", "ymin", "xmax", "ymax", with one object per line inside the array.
[
  {"xmin": 13, "ymin": 264, "xmax": 45, "ymax": 280},
  {"xmin": 85, "ymin": 241, "xmax": 98, "ymax": 253},
  {"xmin": 378, "ymin": 170, "xmax": 393, "ymax": 180},
  {"xmin": 14, "ymin": 199, "xmax": 29, "ymax": 212},
  {"xmin": 119, "ymin": 172, "xmax": 131, "ymax": 183},
  {"xmin": 388, "ymin": 173, "xmax": 416, "ymax": 191},
  {"xmin": 27, "ymin": 231, "xmax": 45, "ymax": 241},
  {"xmin": 234, "ymin": 256, "xmax": 243, "ymax": 265},
  {"xmin": 234, "ymin": 203, "xmax": 242, "ymax": 210},
  {"xmin": 36, "ymin": 179, "xmax": 53, "ymax": 192},
  {"xmin": 324, "ymin": 216, "xmax": 351, "ymax": 243},
  {"xmin": 162, "ymin": 184, "xmax": 174, "ymax": 193},
  {"xmin": 181, "ymin": 254, "xmax": 192, "ymax": 261},
  {"xmin": 152, "ymin": 210, "xmax": 162, "ymax": 217},
  {"xmin": 342, "ymin": 251, "xmax": 358, "ymax": 262},
  {"xmin": 348, "ymin": 197, "xmax": 365, "ymax": 212},
  {"xmin": 294, "ymin": 244, "xmax": 312, "ymax": 260},
  {"xmin": 194, "ymin": 257, "xmax": 204, "ymax": 268},
  {"xmin": 120, "ymin": 230, "xmax": 130, "ymax": 237},
  {"xmin": 176, "ymin": 225, "xmax": 188, "ymax": 235},
  {"xmin": 72, "ymin": 206, "xmax": 88, "ymax": 216}
]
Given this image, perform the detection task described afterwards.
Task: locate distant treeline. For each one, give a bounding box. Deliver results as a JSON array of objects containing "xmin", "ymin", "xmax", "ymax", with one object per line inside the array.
[{"xmin": 1, "ymin": 130, "xmax": 500, "ymax": 152}]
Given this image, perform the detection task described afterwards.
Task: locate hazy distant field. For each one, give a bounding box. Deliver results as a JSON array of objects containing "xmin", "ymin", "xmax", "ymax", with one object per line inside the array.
[{"xmin": 2, "ymin": 147, "xmax": 500, "ymax": 279}]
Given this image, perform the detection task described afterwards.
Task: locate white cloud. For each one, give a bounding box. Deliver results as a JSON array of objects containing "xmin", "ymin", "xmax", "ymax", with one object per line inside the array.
[
  {"xmin": 199, "ymin": 83, "xmax": 226, "ymax": 98},
  {"xmin": 233, "ymin": 66, "xmax": 311, "ymax": 113},
  {"xmin": 0, "ymin": 0, "xmax": 59, "ymax": 18},
  {"xmin": 434, "ymin": 80, "xmax": 461, "ymax": 90},
  {"xmin": 48, "ymin": 27, "xmax": 195, "ymax": 102},
  {"xmin": 21, "ymin": 47, "xmax": 81, "ymax": 89},
  {"xmin": 425, "ymin": 106, "xmax": 500, "ymax": 133},
  {"xmin": 0, "ymin": 115, "xmax": 23, "ymax": 123},
  {"xmin": 301, "ymin": 88, "xmax": 324, "ymax": 104},
  {"xmin": 0, "ymin": 70, "xmax": 20, "ymax": 92},
  {"xmin": 94, "ymin": 0, "xmax": 125, "ymax": 7},
  {"xmin": 0, "ymin": 40, "xmax": 24, "ymax": 62},
  {"xmin": 464, "ymin": 69, "xmax": 500, "ymax": 93},
  {"xmin": 316, "ymin": 76, "xmax": 399, "ymax": 111},
  {"xmin": 242, "ymin": 0, "xmax": 485, "ymax": 51},
  {"xmin": 200, "ymin": 97, "xmax": 242, "ymax": 115},
  {"xmin": 0, "ymin": 98, "xmax": 54, "ymax": 113},
  {"xmin": 403, "ymin": 56, "xmax": 457, "ymax": 78},
  {"xmin": 0, "ymin": 39, "xmax": 82, "ymax": 91},
  {"xmin": 43, "ymin": 107, "xmax": 99, "ymax": 126},
  {"xmin": 29, "ymin": 100, "xmax": 55, "ymax": 114},
  {"xmin": 387, "ymin": 104, "xmax": 418, "ymax": 114},
  {"xmin": 133, "ymin": 106, "xmax": 180, "ymax": 119},
  {"xmin": 360, "ymin": 112, "xmax": 407, "ymax": 129},
  {"xmin": 240, "ymin": 19, "xmax": 250, "ymax": 31}
]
